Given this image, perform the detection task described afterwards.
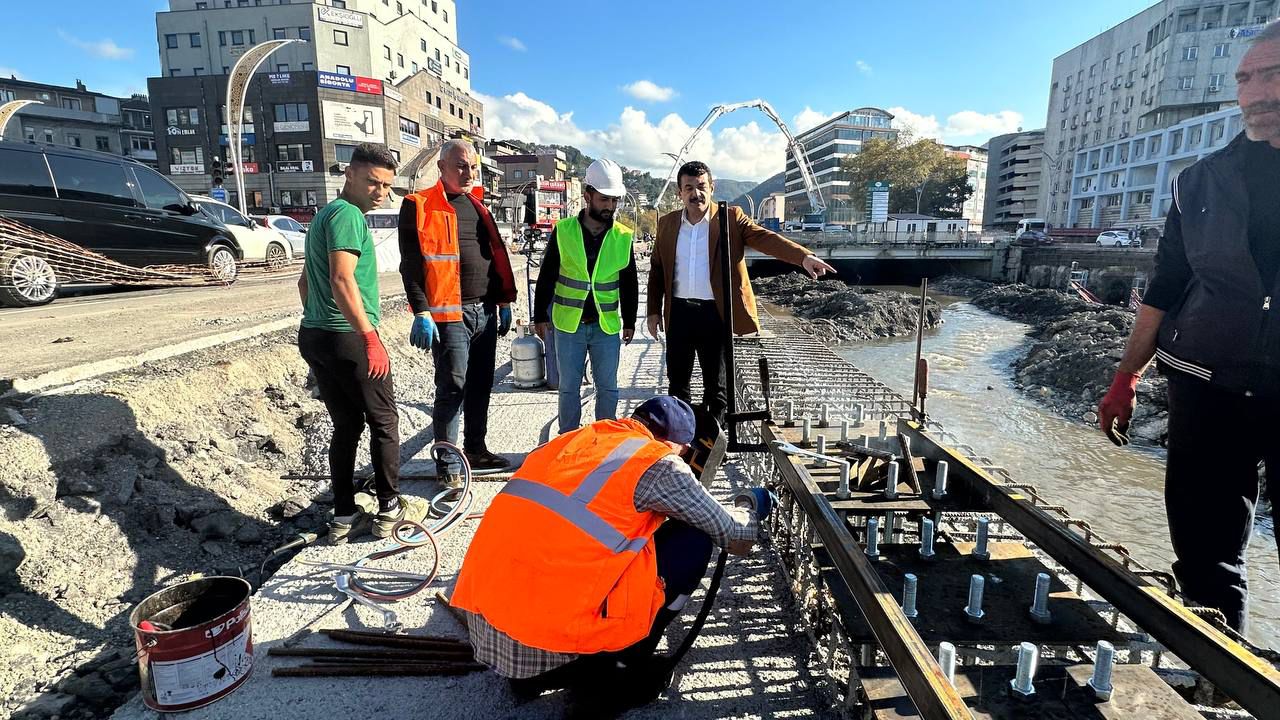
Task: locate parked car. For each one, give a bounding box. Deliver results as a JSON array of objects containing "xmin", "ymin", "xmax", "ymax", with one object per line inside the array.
[
  {"xmin": 1014, "ymin": 230, "xmax": 1053, "ymax": 247},
  {"xmin": 1096, "ymin": 230, "xmax": 1141, "ymax": 247},
  {"xmin": 191, "ymin": 196, "xmax": 293, "ymax": 269},
  {"xmin": 823, "ymin": 223, "xmax": 847, "ymax": 232},
  {"xmin": 0, "ymin": 140, "xmax": 241, "ymax": 307},
  {"xmin": 257, "ymin": 214, "xmax": 307, "ymax": 256},
  {"xmin": 783, "ymin": 221, "xmax": 801, "ymax": 232}
]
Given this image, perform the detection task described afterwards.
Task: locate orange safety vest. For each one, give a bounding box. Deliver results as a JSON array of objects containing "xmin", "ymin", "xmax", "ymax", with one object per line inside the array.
[
  {"xmin": 451, "ymin": 419, "xmax": 673, "ymax": 654},
  {"xmin": 403, "ymin": 181, "xmax": 517, "ymax": 323}
]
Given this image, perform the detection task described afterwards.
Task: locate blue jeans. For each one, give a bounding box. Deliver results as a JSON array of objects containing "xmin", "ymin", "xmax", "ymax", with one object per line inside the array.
[
  {"xmin": 555, "ymin": 322, "xmax": 621, "ymax": 433},
  {"xmin": 431, "ymin": 303, "xmax": 497, "ymax": 474}
]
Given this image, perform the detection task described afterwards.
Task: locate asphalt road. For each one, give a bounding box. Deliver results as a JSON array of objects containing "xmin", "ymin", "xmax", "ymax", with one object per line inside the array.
[{"xmin": 0, "ymin": 268, "xmax": 409, "ymax": 382}]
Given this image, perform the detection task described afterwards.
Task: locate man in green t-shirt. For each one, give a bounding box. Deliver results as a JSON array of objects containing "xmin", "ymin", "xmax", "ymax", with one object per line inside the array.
[{"xmin": 297, "ymin": 143, "xmax": 427, "ymax": 544}]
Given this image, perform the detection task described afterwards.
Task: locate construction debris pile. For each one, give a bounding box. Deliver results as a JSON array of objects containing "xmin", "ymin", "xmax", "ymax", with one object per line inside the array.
[
  {"xmin": 931, "ymin": 276, "xmax": 1169, "ymax": 445},
  {"xmin": 753, "ymin": 273, "xmax": 942, "ymax": 343},
  {"xmin": 0, "ymin": 305, "xmax": 442, "ymax": 720}
]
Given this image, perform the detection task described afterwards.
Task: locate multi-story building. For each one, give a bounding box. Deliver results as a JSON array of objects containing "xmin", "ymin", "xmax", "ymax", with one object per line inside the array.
[
  {"xmin": 784, "ymin": 107, "xmax": 897, "ymax": 224},
  {"xmin": 149, "ymin": 0, "xmax": 483, "ymax": 211},
  {"xmin": 983, "ymin": 129, "xmax": 1046, "ymax": 231},
  {"xmin": 1069, "ymin": 104, "xmax": 1242, "ymax": 227},
  {"xmin": 1041, "ymin": 0, "xmax": 1273, "ymax": 227},
  {"xmin": 0, "ymin": 78, "xmax": 156, "ymax": 166},
  {"xmin": 943, "ymin": 144, "xmax": 987, "ymax": 229}
]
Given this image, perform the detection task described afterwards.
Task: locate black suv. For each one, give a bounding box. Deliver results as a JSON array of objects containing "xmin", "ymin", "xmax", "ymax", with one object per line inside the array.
[{"xmin": 0, "ymin": 141, "xmax": 241, "ymax": 306}]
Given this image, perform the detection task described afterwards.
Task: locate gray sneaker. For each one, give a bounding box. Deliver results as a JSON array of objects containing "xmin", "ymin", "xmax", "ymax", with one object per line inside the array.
[
  {"xmin": 328, "ymin": 507, "xmax": 371, "ymax": 545},
  {"xmin": 373, "ymin": 496, "xmax": 431, "ymax": 539},
  {"xmin": 443, "ymin": 473, "xmax": 464, "ymax": 490}
]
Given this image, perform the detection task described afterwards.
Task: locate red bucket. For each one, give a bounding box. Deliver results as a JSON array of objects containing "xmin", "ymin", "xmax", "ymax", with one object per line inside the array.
[{"xmin": 129, "ymin": 576, "xmax": 254, "ymax": 712}]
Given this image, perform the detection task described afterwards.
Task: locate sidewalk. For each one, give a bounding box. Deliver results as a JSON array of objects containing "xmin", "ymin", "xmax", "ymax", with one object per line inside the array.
[{"xmin": 110, "ymin": 323, "xmax": 833, "ymax": 719}]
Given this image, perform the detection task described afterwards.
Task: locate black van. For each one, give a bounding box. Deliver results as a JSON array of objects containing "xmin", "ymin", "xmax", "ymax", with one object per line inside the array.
[{"xmin": 0, "ymin": 140, "xmax": 242, "ymax": 307}]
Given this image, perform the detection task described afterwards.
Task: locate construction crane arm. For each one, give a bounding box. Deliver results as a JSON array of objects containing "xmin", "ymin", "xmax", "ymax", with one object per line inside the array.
[{"xmin": 651, "ymin": 99, "xmax": 825, "ymax": 215}]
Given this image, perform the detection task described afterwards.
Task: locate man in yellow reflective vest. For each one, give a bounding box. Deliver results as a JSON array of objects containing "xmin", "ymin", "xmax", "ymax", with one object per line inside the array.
[
  {"xmin": 534, "ymin": 159, "xmax": 638, "ymax": 433},
  {"xmin": 451, "ymin": 395, "xmax": 772, "ymax": 716}
]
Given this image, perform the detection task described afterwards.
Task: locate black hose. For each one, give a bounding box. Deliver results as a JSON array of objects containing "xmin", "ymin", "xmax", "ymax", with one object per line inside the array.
[{"xmin": 664, "ymin": 549, "xmax": 728, "ymax": 671}]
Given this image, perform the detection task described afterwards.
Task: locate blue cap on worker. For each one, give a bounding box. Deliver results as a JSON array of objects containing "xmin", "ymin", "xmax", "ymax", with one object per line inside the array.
[{"xmin": 631, "ymin": 396, "xmax": 696, "ymax": 445}]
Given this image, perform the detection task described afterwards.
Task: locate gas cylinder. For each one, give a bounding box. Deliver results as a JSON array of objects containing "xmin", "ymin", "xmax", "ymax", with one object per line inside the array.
[{"xmin": 511, "ymin": 324, "xmax": 546, "ymax": 389}]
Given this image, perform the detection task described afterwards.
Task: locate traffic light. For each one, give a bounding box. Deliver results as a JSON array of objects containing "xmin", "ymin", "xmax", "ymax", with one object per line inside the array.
[
  {"xmin": 211, "ymin": 156, "xmax": 223, "ymax": 177},
  {"xmin": 523, "ymin": 189, "xmax": 537, "ymax": 225}
]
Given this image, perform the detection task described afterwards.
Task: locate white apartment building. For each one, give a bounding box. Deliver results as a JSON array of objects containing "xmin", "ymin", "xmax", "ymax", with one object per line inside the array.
[
  {"xmin": 944, "ymin": 144, "xmax": 987, "ymax": 229},
  {"xmin": 784, "ymin": 107, "xmax": 897, "ymax": 224}
]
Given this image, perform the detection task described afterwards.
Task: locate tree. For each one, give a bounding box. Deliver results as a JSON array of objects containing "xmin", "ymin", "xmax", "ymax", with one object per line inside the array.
[{"xmin": 841, "ymin": 131, "xmax": 974, "ymax": 218}]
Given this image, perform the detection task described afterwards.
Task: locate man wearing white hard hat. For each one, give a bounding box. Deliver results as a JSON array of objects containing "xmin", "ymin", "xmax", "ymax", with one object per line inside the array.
[{"xmin": 534, "ymin": 159, "xmax": 639, "ymax": 432}]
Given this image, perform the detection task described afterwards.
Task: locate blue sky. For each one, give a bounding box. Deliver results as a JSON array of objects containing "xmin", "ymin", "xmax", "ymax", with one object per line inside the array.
[{"xmin": 4, "ymin": 0, "xmax": 1159, "ymax": 180}]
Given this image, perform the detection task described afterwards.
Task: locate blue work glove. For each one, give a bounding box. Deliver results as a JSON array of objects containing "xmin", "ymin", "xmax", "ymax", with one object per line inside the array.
[
  {"xmin": 497, "ymin": 305, "xmax": 513, "ymax": 337},
  {"xmin": 733, "ymin": 488, "xmax": 775, "ymax": 522},
  {"xmin": 409, "ymin": 313, "xmax": 437, "ymax": 349}
]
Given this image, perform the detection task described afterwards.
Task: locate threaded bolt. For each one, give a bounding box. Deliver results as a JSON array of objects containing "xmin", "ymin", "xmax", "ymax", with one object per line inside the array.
[
  {"xmin": 902, "ymin": 574, "xmax": 919, "ymax": 618},
  {"xmin": 837, "ymin": 462, "xmax": 851, "ymax": 500},
  {"xmin": 937, "ymin": 642, "xmax": 957, "ymax": 685},
  {"xmin": 1010, "ymin": 642, "xmax": 1039, "ymax": 697},
  {"xmin": 885, "ymin": 462, "xmax": 899, "ymax": 499},
  {"xmin": 933, "ymin": 460, "xmax": 949, "ymax": 500},
  {"xmin": 785, "ymin": 400, "xmax": 795, "ymax": 426},
  {"xmin": 1029, "ymin": 572, "xmax": 1052, "ymax": 624},
  {"xmin": 919, "ymin": 518, "xmax": 936, "ymax": 559},
  {"xmin": 865, "ymin": 517, "xmax": 880, "ymax": 559},
  {"xmin": 1088, "ymin": 641, "xmax": 1115, "ymax": 701},
  {"xmin": 878, "ymin": 421, "xmax": 888, "ymax": 442},
  {"xmin": 973, "ymin": 517, "xmax": 991, "ymax": 561},
  {"xmin": 801, "ymin": 416, "xmax": 812, "ymax": 445},
  {"xmin": 841, "ymin": 417, "xmax": 851, "ymax": 442},
  {"xmin": 853, "ymin": 403, "xmax": 864, "ymax": 424},
  {"xmin": 815, "ymin": 434, "xmax": 827, "ymax": 466},
  {"xmin": 964, "ymin": 574, "xmax": 985, "ymax": 623},
  {"xmin": 820, "ymin": 404, "xmax": 831, "ymax": 428}
]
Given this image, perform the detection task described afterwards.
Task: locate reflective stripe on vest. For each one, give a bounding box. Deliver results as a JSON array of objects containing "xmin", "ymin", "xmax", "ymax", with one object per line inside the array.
[
  {"xmin": 412, "ymin": 184, "xmax": 485, "ymax": 324},
  {"xmin": 551, "ymin": 217, "xmax": 633, "ymax": 335},
  {"xmin": 497, "ymin": 437, "xmax": 650, "ymax": 553}
]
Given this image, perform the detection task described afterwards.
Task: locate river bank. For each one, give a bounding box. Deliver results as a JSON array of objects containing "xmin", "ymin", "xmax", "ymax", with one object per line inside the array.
[
  {"xmin": 930, "ymin": 276, "xmax": 1170, "ymax": 446},
  {"xmin": 753, "ymin": 274, "xmax": 942, "ymax": 343}
]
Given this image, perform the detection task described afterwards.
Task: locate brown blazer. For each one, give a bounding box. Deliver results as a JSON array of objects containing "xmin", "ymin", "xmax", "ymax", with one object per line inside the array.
[{"xmin": 646, "ymin": 203, "xmax": 810, "ymax": 336}]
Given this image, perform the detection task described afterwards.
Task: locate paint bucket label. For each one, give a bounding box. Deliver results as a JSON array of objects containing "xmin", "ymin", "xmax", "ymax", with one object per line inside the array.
[{"xmin": 151, "ymin": 628, "xmax": 252, "ymax": 706}]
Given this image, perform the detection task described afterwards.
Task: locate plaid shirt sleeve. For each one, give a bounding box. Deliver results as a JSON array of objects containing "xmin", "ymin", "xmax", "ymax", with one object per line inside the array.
[{"xmin": 633, "ymin": 455, "xmax": 757, "ymax": 546}]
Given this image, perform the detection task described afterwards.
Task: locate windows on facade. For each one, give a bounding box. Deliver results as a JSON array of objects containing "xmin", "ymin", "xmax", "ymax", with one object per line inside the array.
[
  {"xmin": 166, "ymin": 34, "xmax": 178, "ymax": 49},
  {"xmin": 1182, "ymin": 46, "xmax": 1198, "ymax": 61},
  {"xmin": 1214, "ymin": 43, "xmax": 1229, "ymax": 57},
  {"xmin": 190, "ymin": 33, "xmax": 202, "ymax": 47}
]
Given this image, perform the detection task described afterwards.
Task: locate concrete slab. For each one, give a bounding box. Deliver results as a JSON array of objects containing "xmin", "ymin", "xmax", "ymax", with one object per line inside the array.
[{"xmin": 111, "ymin": 317, "xmax": 835, "ymax": 720}]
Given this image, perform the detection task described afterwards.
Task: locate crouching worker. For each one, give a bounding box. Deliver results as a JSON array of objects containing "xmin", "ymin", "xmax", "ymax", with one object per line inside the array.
[{"xmin": 450, "ymin": 395, "xmax": 771, "ymax": 716}]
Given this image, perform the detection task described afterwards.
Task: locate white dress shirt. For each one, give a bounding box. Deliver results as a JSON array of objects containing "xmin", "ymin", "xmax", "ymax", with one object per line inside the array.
[{"xmin": 673, "ymin": 209, "xmax": 714, "ymax": 300}]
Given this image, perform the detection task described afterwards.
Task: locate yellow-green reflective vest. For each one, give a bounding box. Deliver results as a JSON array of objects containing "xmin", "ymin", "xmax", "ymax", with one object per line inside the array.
[{"xmin": 551, "ymin": 217, "xmax": 633, "ymax": 335}]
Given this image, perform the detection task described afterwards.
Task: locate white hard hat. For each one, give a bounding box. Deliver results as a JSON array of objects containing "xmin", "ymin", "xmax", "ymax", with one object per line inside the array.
[{"xmin": 584, "ymin": 158, "xmax": 626, "ymax": 197}]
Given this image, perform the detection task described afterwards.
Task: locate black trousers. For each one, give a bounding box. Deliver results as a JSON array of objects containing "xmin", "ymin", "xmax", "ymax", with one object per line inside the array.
[
  {"xmin": 298, "ymin": 326, "xmax": 400, "ymax": 516},
  {"xmin": 508, "ymin": 520, "xmax": 714, "ymax": 697},
  {"xmin": 666, "ymin": 298, "xmax": 728, "ymax": 423},
  {"xmin": 430, "ymin": 303, "xmax": 498, "ymax": 474},
  {"xmin": 1165, "ymin": 371, "xmax": 1279, "ymax": 631}
]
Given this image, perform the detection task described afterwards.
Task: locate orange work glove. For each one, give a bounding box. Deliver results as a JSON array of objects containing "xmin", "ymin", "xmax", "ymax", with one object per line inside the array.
[{"xmin": 362, "ymin": 330, "xmax": 391, "ymax": 379}]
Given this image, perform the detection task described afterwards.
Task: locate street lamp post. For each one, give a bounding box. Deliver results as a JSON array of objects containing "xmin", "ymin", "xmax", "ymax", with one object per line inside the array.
[{"xmin": 225, "ymin": 39, "xmax": 303, "ymax": 216}]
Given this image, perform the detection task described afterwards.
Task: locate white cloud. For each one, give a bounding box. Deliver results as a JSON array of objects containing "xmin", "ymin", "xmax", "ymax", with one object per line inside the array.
[
  {"xmin": 57, "ymin": 30, "xmax": 134, "ymax": 60},
  {"xmin": 498, "ymin": 36, "xmax": 526, "ymax": 52},
  {"xmin": 887, "ymin": 106, "xmax": 943, "ymax": 140},
  {"xmin": 477, "ymin": 90, "xmax": 786, "ymax": 181},
  {"xmin": 0, "ymin": 67, "xmax": 22, "ymax": 80},
  {"xmin": 887, "ymin": 106, "xmax": 1024, "ymax": 143},
  {"xmin": 792, "ymin": 106, "xmax": 837, "ymax": 133},
  {"xmin": 621, "ymin": 80, "xmax": 676, "ymax": 103},
  {"xmin": 855, "ymin": 60, "xmax": 873, "ymax": 76}
]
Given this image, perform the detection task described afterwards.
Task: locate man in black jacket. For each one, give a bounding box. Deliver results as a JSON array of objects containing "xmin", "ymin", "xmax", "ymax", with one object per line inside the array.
[{"xmin": 1100, "ymin": 23, "xmax": 1280, "ymax": 631}]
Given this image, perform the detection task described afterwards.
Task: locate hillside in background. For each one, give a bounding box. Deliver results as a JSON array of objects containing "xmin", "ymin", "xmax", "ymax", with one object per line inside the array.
[{"xmin": 729, "ymin": 172, "xmax": 785, "ymax": 215}]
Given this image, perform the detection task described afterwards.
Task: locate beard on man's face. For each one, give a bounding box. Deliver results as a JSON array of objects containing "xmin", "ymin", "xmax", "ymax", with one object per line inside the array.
[{"xmin": 588, "ymin": 205, "xmax": 614, "ymax": 223}]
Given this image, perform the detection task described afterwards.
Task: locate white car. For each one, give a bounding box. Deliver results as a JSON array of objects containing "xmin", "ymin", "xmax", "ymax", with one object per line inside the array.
[
  {"xmin": 1096, "ymin": 230, "xmax": 1139, "ymax": 247},
  {"xmin": 259, "ymin": 214, "xmax": 307, "ymax": 257},
  {"xmin": 191, "ymin": 195, "xmax": 294, "ymax": 268}
]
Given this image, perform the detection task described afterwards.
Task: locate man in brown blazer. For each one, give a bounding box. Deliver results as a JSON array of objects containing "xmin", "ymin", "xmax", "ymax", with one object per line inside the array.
[{"xmin": 646, "ymin": 160, "xmax": 835, "ymax": 424}]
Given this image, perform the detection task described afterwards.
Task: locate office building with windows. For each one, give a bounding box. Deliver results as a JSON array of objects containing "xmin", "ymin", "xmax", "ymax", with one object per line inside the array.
[
  {"xmin": 0, "ymin": 78, "xmax": 156, "ymax": 167},
  {"xmin": 149, "ymin": 0, "xmax": 483, "ymax": 211},
  {"xmin": 983, "ymin": 129, "xmax": 1046, "ymax": 231},
  {"xmin": 784, "ymin": 107, "xmax": 897, "ymax": 223},
  {"xmin": 1040, "ymin": 0, "xmax": 1273, "ymax": 227},
  {"xmin": 943, "ymin": 144, "xmax": 987, "ymax": 229}
]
